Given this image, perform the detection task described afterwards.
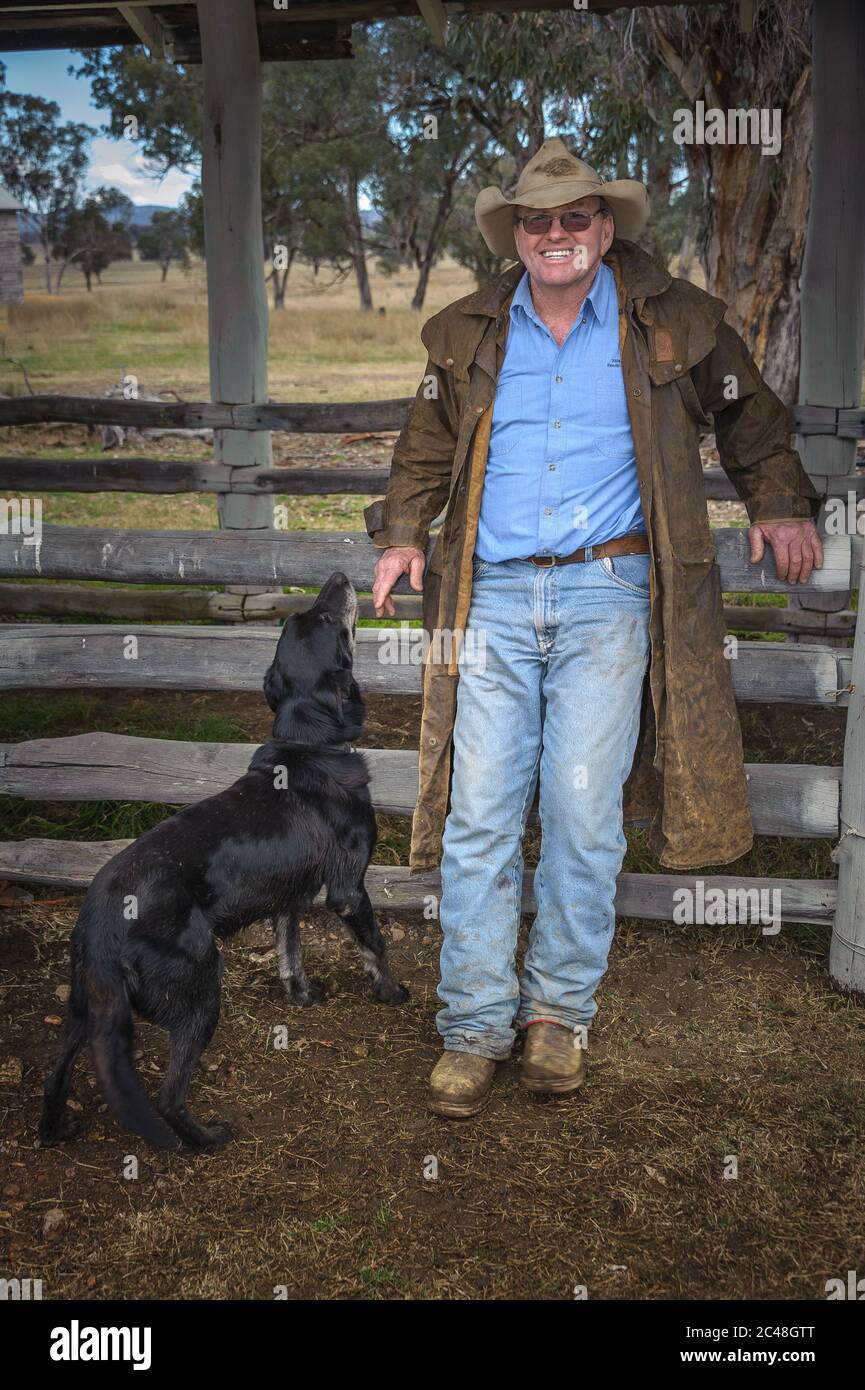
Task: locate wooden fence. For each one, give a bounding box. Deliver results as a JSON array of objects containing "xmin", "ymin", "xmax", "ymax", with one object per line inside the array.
[{"xmin": 0, "ymin": 394, "xmax": 863, "ymax": 993}]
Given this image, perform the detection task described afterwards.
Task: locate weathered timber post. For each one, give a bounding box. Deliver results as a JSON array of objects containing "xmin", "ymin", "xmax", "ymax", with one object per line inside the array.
[
  {"xmin": 197, "ymin": 0, "xmax": 275, "ymax": 615},
  {"xmin": 788, "ymin": 0, "xmax": 865, "ymax": 650},
  {"xmin": 832, "ymin": 535, "xmax": 865, "ymax": 991},
  {"xmin": 809, "ymin": 0, "xmax": 865, "ymax": 991}
]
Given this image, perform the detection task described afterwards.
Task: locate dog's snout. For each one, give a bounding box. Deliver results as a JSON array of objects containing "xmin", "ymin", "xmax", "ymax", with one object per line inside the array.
[{"xmin": 315, "ymin": 572, "xmax": 357, "ymax": 624}]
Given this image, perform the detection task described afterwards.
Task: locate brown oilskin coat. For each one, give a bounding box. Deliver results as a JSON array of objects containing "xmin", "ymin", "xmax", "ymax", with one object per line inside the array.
[{"xmin": 363, "ymin": 238, "xmax": 821, "ymax": 875}]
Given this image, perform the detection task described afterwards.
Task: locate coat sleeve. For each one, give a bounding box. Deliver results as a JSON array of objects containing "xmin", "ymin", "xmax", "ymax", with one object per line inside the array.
[
  {"xmin": 362, "ymin": 348, "xmax": 460, "ymax": 552},
  {"xmin": 689, "ymin": 319, "xmax": 821, "ymax": 526}
]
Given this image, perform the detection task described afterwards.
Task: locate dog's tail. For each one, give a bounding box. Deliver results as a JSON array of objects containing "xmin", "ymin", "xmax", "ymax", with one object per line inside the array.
[{"xmin": 86, "ymin": 957, "xmax": 177, "ymax": 1152}]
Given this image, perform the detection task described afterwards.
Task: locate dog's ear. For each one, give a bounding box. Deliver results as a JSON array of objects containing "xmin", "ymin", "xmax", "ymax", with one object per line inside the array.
[
  {"xmin": 327, "ymin": 668, "xmax": 355, "ymax": 724},
  {"xmin": 263, "ymin": 660, "xmax": 286, "ymax": 713}
]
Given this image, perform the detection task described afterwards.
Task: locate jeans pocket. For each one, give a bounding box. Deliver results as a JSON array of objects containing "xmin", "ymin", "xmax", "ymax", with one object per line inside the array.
[{"xmin": 600, "ymin": 552, "xmax": 651, "ymax": 596}]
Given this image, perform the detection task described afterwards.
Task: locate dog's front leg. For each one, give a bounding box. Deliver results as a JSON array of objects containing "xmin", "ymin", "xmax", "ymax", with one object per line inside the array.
[
  {"xmin": 330, "ymin": 886, "xmax": 409, "ymax": 1006},
  {"xmin": 272, "ymin": 912, "xmax": 324, "ymax": 1005}
]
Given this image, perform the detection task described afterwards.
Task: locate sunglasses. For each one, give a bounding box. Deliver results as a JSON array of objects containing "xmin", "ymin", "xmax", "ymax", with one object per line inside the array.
[{"xmin": 515, "ymin": 208, "xmax": 607, "ymax": 235}]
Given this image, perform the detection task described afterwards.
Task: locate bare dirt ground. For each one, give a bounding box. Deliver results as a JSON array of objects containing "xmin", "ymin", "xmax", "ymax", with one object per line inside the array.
[{"xmin": 1, "ymin": 694, "xmax": 862, "ymax": 1301}]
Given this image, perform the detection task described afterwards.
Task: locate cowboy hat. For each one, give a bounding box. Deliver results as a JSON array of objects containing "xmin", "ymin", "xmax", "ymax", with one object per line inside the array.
[{"xmin": 474, "ymin": 137, "xmax": 650, "ymax": 260}]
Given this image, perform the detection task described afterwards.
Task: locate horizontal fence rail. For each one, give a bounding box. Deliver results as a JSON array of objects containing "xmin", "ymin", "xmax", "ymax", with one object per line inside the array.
[
  {"xmin": 0, "ymin": 461, "xmax": 391, "ymax": 495},
  {"xmin": 0, "ymin": 584, "xmax": 427, "ymax": 623},
  {"xmin": 1, "ymin": 463, "xmax": 863, "ymax": 503},
  {"xmin": 0, "ymin": 733, "xmax": 841, "ymax": 840},
  {"xmin": 0, "ymin": 625, "xmax": 853, "ymax": 706},
  {"xmin": 0, "ymin": 526, "xmax": 853, "ymax": 591},
  {"xmin": 0, "ymin": 584, "xmax": 856, "ymax": 635},
  {"xmin": 0, "ymin": 396, "xmax": 414, "ymax": 433},
  {"xmin": 0, "ymin": 841, "xmax": 836, "ymax": 929},
  {"xmin": 0, "ymin": 394, "xmax": 862, "ymax": 436}
]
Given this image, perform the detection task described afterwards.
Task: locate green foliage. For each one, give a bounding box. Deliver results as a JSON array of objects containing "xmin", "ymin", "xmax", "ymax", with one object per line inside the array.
[
  {"xmin": 137, "ymin": 208, "xmax": 191, "ymax": 279},
  {"xmin": 52, "ymin": 187, "xmax": 135, "ymax": 289}
]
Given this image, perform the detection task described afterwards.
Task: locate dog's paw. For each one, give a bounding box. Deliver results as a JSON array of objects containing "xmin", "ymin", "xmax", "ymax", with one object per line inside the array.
[
  {"xmin": 286, "ymin": 978, "xmax": 326, "ymax": 1007},
  {"xmin": 372, "ymin": 980, "xmax": 410, "ymax": 1006},
  {"xmin": 186, "ymin": 1121, "xmax": 233, "ymax": 1154},
  {"xmin": 38, "ymin": 1111, "xmax": 82, "ymax": 1146},
  {"xmin": 204, "ymin": 1121, "xmax": 234, "ymax": 1149}
]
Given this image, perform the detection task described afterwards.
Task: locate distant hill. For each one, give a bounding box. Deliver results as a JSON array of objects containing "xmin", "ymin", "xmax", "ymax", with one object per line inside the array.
[
  {"xmin": 18, "ymin": 200, "xmax": 177, "ymax": 244},
  {"xmin": 108, "ymin": 203, "xmax": 175, "ymax": 227}
]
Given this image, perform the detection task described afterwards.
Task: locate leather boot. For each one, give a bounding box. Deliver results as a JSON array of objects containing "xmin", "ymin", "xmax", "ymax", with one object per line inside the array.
[
  {"xmin": 428, "ymin": 1050, "xmax": 497, "ymax": 1117},
  {"xmin": 520, "ymin": 1021, "xmax": 587, "ymax": 1093}
]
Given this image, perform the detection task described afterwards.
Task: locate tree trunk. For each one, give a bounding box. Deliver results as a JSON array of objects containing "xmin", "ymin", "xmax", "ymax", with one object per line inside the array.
[
  {"xmin": 272, "ymin": 251, "xmax": 294, "ymax": 310},
  {"xmin": 161, "ymin": 261, "xmax": 169, "ymax": 282},
  {"xmin": 345, "ymin": 169, "xmax": 373, "ymax": 312},
  {"xmin": 704, "ymin": 66, "xmax": 812, "ymax": 403},
  {"xmin": 644, "ymin": 1, "xmax": 812, "ymax": 404},
  {"xmin": 411, "ymin": 183, "xmax": 455, "ymax": 312},
  {"xmin": 636, "ymin": 143, "xmax": 672, "ymax": 268},
  {"xmin": 41, "ymin": 235, "xmax": 53, "ymax": 295}
]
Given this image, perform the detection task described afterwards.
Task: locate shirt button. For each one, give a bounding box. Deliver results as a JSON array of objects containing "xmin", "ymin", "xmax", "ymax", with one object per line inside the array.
[
  {"xmin": 633, "ymin": 387, "xmax": 642, "ymax": 397},
  {"xmin": 544, "ymin": 508, "xmax": 552, "ymax": 515},
  {"xmin": 555, "ymin": 375, "xmax": 563, "ymax": 383},
  {"xmin": 549, "ymin": 464, "xmax": 556, "ymax": 471},
  {"xmin": 674, "ymin": 362, "xmax": 683, "ymax": 371},
  {"xmin": 476, "ymin": 405, "xmax": 484, "ymax": 414},
  {"xmin": 553, "ymin": 420, "xmax": 561, "ymax": 428},
  {"xmin": 445, "ymin": 356, "xmax": 454, "ymax": 366}
]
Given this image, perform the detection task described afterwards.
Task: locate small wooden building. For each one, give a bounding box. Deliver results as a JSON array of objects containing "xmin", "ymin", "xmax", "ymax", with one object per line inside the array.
[{"xmin": 0, "ymin": 186, "xmax": 25, "ymax": 303}]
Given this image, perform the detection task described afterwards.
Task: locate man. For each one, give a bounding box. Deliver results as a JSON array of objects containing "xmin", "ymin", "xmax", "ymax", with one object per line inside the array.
[{"xmin": 364, "ymin": 139, "xmax": 823, "ymax": 1118}]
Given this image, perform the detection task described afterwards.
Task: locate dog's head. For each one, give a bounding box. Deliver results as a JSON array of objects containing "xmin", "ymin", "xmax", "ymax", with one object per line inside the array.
[{"xmin": 263, "ymin": 572, "xmax": 362, "ymax": 742}]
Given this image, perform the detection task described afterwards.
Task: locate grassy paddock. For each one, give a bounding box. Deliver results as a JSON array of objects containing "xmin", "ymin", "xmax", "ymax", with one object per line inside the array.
[{"xmin": 4, "ymin": 256, "xmax": 477, "ymax": 399}]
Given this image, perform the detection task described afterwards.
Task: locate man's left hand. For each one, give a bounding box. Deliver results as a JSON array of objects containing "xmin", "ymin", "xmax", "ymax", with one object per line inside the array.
[{"xmin": 748, "ymin": 519, "xmax": 824, "ymax": 584}]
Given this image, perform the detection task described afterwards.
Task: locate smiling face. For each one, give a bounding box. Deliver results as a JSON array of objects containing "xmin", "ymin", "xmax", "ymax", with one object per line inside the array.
[{"xmin": 513, "ymin": 194, "xmax": 615, "ymax": 293}]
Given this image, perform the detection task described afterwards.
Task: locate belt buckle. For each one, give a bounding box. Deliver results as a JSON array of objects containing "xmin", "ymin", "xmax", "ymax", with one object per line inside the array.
[{"xmin": 532, "ymin": 554, "xmax": 556, "ymax": 567}]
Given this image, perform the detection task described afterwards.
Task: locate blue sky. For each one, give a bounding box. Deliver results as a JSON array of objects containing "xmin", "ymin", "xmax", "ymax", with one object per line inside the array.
[{"xmin": 3, "ymin": 49, "xmax": 195, "ymax": 207}]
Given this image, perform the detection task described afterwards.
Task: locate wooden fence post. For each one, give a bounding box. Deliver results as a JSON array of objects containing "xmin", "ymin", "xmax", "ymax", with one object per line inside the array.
[
  {"xmin": 830, "ymin": 532, "xmax": 865, "ymax": 992},
  {"xmin": 197, "ymin": 0, "xmax": 275, "ymax": 614},
  {"xmin": 787, "ymin": 0, "xmax": 865, "ymax": 647}
]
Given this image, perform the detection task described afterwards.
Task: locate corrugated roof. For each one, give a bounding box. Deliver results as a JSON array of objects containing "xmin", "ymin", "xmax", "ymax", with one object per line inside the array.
[{"xmin": 0, "ymin": 187, "xmax": 25, "ymax": 213}]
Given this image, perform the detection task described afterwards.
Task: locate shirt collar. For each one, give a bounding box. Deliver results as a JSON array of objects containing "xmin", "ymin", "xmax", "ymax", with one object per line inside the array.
[{"xmin": 511, "ymin": 259, "xmax": 612, "ymax": 329}]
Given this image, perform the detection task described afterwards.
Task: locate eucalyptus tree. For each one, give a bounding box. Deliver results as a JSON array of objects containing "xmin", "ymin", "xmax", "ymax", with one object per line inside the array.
[{"xmin": 0, "ymin": 73, "xmax": 94, "ymax": 293}]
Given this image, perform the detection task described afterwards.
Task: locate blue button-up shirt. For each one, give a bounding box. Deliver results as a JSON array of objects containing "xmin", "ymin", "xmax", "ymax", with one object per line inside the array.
[{"xmin": 475, "ymin": 260, "xmax": 647, "ymax": 561}]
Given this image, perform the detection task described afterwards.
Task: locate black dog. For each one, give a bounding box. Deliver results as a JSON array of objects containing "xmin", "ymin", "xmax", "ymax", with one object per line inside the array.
[{"xmin": 39, "ymin": 572, "xmax": 407, "ymax": 1153}]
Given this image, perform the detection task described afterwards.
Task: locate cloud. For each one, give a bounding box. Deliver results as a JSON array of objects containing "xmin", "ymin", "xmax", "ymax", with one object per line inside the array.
[{"xmin": 87, "ymin": 139, "xmax": 196, "ymax": 207}]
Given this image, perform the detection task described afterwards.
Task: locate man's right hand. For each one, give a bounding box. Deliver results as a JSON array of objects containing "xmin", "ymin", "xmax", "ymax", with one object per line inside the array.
[{"xmin": 371, "ymin": 545, "xmax": 426, "ymax": 618}]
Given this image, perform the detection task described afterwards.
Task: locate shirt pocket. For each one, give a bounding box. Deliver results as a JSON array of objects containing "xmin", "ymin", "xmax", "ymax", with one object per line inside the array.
[
  {"xmin": 489, "ymin": 377, "xmax": 522, "ymax": 457},
  {"xmin": 593, "ymin": 371, "xmax": 635, "ymax": 460}
]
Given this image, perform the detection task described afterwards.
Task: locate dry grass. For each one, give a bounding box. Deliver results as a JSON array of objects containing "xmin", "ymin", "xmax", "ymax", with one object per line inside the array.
[{"xmin": 4, "ymin": 256, "xmax": 476, "ymax": 399}]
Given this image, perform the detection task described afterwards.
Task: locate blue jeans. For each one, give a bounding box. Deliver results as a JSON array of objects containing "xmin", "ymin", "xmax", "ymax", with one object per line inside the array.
[{"xmin": 436, "ymin": 547, "xmax": 652, "ymax": 1061}]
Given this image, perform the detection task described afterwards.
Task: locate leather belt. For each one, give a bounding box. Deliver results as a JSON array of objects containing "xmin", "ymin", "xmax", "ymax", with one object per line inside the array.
[{"xmin": 523, "ymin": 532, "xmax": 651, "ymax": 567}]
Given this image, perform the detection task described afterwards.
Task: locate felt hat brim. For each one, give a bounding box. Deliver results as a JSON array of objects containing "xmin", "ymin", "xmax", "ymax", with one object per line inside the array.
[{"xmin": 474, "ymin": 140, "xmax": 650, "ymax": 260}]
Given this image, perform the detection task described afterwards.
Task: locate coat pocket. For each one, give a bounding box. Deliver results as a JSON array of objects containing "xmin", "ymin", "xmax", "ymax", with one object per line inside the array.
[{"xmin": 675, "ymin": 370, "xmax": 712, "ymax": 429}]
